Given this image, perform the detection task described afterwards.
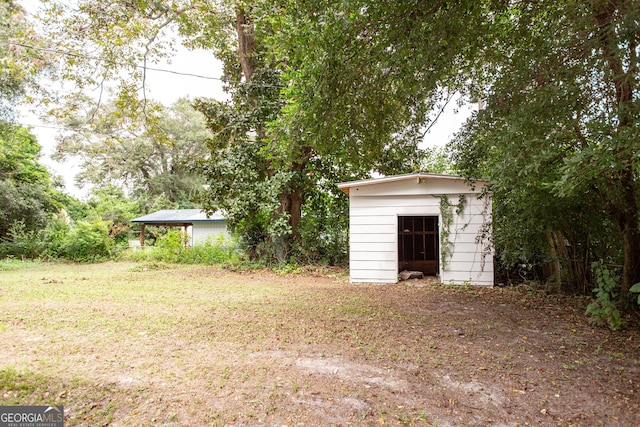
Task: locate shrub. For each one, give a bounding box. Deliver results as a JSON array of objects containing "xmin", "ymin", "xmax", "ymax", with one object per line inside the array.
[
  {"xmin": 60, "ymin": 220, "xmax": 112, "ymax": 262},
  {"xmin": 0, "ymin": 221, "xmax": 45, "ymax": 259},
  {"xmin": 586, "ymin": 261, "xmax": 622, "ymax": 330},
  {"xmin": 0, "ymin": 218, "xmax": 69, "ymax": 260},
  {"xmin": 121, "ymin": 231, "xmax": 240, "ymax": 266}
]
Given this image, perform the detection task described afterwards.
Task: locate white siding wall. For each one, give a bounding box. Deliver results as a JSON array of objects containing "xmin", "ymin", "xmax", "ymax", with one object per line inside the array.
[
  {"xmin": 191, "ymin": 222, "xmax": 230, "ymax": 245},
  {"xmin": 439, "ymin": 194, "xmax": 493, "ymax": 286},
  {"xmin": 347, "ymin": 178, "xmax": 493, "ymax": 286}
]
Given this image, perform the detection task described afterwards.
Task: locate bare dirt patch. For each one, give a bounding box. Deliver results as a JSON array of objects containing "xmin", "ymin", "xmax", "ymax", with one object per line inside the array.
[{"xmin": 0, "ymin": 262, "xmax": 638, "ymax": 426}]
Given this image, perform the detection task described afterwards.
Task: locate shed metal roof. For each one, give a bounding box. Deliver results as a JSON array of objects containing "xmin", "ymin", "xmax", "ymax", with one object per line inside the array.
[
  {"xmin": 336, "ymin": 173, "xmax": 485, "ymax": 195},
  {"xmin": 131, "ymin": 209, "xmax": 225, "ymax": 224}
]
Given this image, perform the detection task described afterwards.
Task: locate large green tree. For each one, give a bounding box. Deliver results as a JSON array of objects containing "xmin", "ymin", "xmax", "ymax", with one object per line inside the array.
[
  {"xmin": 53, "ymin": 97, "xmax": 211, "ymax": 209},
  {"xmin": 193, "ymin": 1, "xmax": 432, "ymax": 262},
  {"xmin": 0, "ymin": 0, "xmax": 60, "ymax": 240},
  {"xmin": 191, "ymin": 3, "xmax": 363, "ymax": 262},
  {"xmin": 38, "ymin": 0, "xmax": 427, "ymax": 263},
  {"xmin": 451, "ymin": 0, "xmax": 640, "ymax": 293},
  {"xmin": 276, "ymin": 0, "xmax": 639, "ymax": 294}
]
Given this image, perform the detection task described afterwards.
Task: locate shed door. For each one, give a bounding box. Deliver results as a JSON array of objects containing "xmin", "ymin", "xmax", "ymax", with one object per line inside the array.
[{"xmin": 398, "ymin": 216, "xmax": 439, "ymax": 275}]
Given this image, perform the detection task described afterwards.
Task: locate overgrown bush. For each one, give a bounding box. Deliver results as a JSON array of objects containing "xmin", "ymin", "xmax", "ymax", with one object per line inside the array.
[
  {"xmin": 153, "ymin": 229, "xmax": 187, "ymax": 263},
  {"xmin": 0, "ymin": 221, "xmax": 46, "ymax": 259},
  {"xmin": 0, "ymin": 218, "xmax": 69, "ymax": 260},
  {"xmin": 184, "ymin": 239, "xmax": 241, "ymax": 264},
  {"xmin": 60, "ymin": 220, "xmax": 113, "ymax": 262},
  {"xmin": 121, "ymin": 230, "xmax": 240, "ymax": 266}
]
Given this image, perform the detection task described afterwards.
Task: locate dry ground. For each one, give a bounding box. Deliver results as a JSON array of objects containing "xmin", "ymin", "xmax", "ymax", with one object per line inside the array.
[{"xmin": 0, "ymin": 261, "xmax": 638, "ymax": 426}]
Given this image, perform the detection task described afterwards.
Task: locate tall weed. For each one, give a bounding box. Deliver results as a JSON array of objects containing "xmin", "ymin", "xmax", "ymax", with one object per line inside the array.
[
  {"xmin": 0, "ymin": 219, "xmax": 69, "ymax": 260},
  {"xmin": 121, "ymin": 230, "xmax": 240, "ymax": 265}
]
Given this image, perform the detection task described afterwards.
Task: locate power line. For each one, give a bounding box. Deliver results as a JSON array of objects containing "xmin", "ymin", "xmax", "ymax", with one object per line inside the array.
[
  {"xmin": 2, "ymin": 40, "xmax": 285, "ymax": 89},
  {"xmin": 20, "ymin": 123, "xmax": 65, "ymax": 131}
]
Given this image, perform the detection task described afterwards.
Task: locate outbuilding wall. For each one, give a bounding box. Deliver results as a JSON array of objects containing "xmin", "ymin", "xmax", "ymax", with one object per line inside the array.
[
  {"xmin": 347, "ymin": 177, "xmax": 493, "ymax": 286},
  {"xmin": 191, "ymin": 222, "xmax": 230, "ymax": 245}
]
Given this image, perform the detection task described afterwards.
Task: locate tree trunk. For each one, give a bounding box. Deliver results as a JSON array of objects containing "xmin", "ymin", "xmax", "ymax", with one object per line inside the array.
[
  {"xmin": 619, "ymin": 168, "xmax": 640, "ymax": 294},
  {"xmin": 288, "ymin": 146, "xmax": 313, "ymax": 244},
  {"xmin": 272, "ymin": 146, "xmax": 313, "ymax": 262},
  {"xmin": 234, "ymin": 9, "xmax": 313, "ymax": 263},
  {"xmin": 289, "ymin": 187, "xmax": 304, "ymax": 244},
  {"xmin": 236, "ymin": 9, "xmax": 256, "ymax": 82},
  {"xmin": 592, "ymin": 0, "xmax": 640, "ymax": 294}
]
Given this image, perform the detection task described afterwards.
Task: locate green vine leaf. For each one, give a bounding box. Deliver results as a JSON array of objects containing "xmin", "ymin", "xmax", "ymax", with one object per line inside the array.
[{"xmin": 439, "ymin": 195, "xmax": 467, "ymax": 270}]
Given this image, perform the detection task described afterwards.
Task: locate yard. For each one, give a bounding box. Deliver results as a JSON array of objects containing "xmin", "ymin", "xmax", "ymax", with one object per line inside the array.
[{"xmin": 0, "ymin": 261, "xmax": 638, "ymax": 426}]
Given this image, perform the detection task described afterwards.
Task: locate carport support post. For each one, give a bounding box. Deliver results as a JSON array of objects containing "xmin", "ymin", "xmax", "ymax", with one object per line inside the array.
[{"xmin": 140, "ymin": 223, "xmax": 146, "ymax": 247}]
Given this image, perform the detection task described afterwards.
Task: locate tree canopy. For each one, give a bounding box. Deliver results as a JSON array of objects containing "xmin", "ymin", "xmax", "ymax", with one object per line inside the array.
[
  {"xmin": 272, "ymin": 0, "xmax": 640, "ymax": 295},
  {"xmin": 450, "ymin": 0, "xmax": 640, "ymax": 293},
  {"xmin": 0, "ymin": 0, "xmax": 60, "ymax": 240},
  {"xmin": 53, "ymin": 97, "xmax": 212, "ymax": 210},
  {"xmin": 0, "ymin": 123, "xmax": 61, "ymax": 238}
]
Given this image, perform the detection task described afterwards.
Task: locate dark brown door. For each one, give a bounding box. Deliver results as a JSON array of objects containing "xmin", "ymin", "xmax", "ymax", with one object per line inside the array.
[{"xmin": 398, "ymin": 216, "xmax": 439, "ymax": 275}]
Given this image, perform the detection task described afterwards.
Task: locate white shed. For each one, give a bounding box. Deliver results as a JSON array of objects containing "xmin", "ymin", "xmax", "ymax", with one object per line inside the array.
[
  {"xmin": 337, "ymin": 173, "xmax": 493, "ymax": 286},
  {"xmin": 131, "ymin": 209, "xmax": 229, "ymax": 247}
]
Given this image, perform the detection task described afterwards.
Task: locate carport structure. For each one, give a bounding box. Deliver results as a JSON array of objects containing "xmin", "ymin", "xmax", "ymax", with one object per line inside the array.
[{"xmin": 131, "ymin": 209, "xmax": 227, "ymax": 247}]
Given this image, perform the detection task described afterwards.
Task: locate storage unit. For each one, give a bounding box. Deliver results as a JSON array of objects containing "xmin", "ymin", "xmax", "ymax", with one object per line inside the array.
[{"xmin": 337, "ymin": 173, "xmax": 493, "ymax": 285}]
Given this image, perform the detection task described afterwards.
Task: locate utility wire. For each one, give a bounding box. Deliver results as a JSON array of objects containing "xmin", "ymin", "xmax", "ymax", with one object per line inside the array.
[
  {"xmin": 19, "ymin": 123, "xmax": 71, "ymax": 132},
  {"xmin": 2, "ymin": 39, "xmax": 285, "ymax": 89}
]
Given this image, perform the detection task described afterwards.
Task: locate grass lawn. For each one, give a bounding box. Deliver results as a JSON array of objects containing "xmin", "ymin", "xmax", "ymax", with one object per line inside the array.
[{"xmin": 0, "ymin": 261, "xmax": 638, "ymax": 426}]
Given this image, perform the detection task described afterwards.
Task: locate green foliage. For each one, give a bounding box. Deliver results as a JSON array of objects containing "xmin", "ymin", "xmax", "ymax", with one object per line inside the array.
[
  {"xmin": 54, "ymin": 98, "xmax": 210, "ymax": 210},
  {"xmin": 586, "ymin": 261, "xmax": 622, "ymax": 331},
  {"xmin": 0, "ymin": 179, "xmax": 54, "ymax": 237},
  {"xmin": 0, "ymin": 124, "xmax": 50, "ymax": 184},
  {"xmin": 439, "ymin": 195, "xmax": 467, "ymax": 270},
  {"xmin": 421, "ymin": 146, "xmax": 456, "ymax": 175},
  {"xmin": 0, "ymin": 124, "xmax": 61, "ymax": 238},
  {"xmin": 123, "ymin": 230, "xmax": 240, "ymax": 266},
  {"xmin": 85, "ymin": 186, "xmax": 139, "ymax": 244},
  {"xmin": 153, "ymin": 229, "xmax": 188, "ymax": 263},
  {"xmin": 294, "ymin": 179, "xmax": 349, "ymax": 266},
  {"xmin": 187, "ymin": 239, "xmax": 241, "ymax": 265},
  {"xmin": 0, "ymin": 1, "xmax": 48, "ymax": 120},
  {"xmin": 60, "ymin": 220, "xmax": 112, "ymax": 262},
  {"xmin": 267, "ymin": 0, "xmax": 453, "ymax": 163},
  {"xmin": 0, "ymin": 216, "xmax": 69, "ymax": 260},
  {"xmin": 439, "ymin": 196, "xmax": 453, "ymax": 270},
  {"xmin": 0, "ymin": 221, "xmax": 47, "ymax": 259},
  {"xmin": 0, "ymin": 123, "xmax": 83, "ymax": 261},
  {"xmin": 448, "ymin": 1, "xmax": 640, "ymax": 293}
]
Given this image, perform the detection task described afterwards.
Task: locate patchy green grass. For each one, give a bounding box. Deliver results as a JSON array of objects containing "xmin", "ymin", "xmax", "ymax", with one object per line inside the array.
[{"xmin": 0, "ymin": 262, "xmax": 638, "ymax": 426}]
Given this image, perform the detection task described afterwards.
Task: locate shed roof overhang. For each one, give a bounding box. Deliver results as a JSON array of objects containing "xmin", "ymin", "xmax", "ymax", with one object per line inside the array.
[
  {"xmin": 336, "ymin": 173, "xmax": 486, "ymax": 195},
  {"xmin": 130, "ymin": 209, "xmax": 225, "ymax": 248}
]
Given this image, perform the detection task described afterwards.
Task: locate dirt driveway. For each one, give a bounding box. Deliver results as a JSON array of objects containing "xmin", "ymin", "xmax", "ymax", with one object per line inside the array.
[{"xmin": 0, "ymin": 262, "xmax": 638, "ymax": 426}]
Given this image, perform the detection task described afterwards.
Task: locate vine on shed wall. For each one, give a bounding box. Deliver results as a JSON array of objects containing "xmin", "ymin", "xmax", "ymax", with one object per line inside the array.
[{"xmin": 439, "ymin": 194, "xmax": 467, "ymax": 269}]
